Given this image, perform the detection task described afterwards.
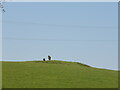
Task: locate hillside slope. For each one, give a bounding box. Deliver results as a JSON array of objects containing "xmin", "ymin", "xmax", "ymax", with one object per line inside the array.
[{"xmin": 2, "ymin": 60, "xmax": 118, "ymax": 88}]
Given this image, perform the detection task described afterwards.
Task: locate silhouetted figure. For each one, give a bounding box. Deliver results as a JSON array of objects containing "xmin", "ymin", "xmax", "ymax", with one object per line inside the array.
[
  {"xmin": 43, "ymin": 58, "xmax": 45, "ymax": 61},
  {"xmin": 48, "ymin": 55, "xmax": 51, "ymax": 61}
]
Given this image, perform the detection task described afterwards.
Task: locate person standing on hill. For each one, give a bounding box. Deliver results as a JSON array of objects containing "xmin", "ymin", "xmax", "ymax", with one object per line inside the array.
[{"xmin": 48, "ymin": 55, "xmax": 51, "ymax": 61}]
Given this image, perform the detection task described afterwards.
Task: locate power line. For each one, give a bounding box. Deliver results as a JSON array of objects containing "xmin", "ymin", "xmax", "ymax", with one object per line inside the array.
[
  {"xmin": 3, "ymin": 20, "xmax": 116, "ymax": 29},
  {"xmin": 2, "ymin": 37, "xmax": 117, "ymax": 42}
]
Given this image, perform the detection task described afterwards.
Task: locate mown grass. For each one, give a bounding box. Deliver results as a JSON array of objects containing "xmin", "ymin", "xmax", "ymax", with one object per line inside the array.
[{"xmin": 2, "ymin": 60, "xmax": 118, "ymax": 88}]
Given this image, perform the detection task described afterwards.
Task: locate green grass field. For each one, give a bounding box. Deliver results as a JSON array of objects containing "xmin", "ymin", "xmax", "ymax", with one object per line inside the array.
[{"xmin": 2, "ymin": 60, "xmax": 118, "ymax": 88}]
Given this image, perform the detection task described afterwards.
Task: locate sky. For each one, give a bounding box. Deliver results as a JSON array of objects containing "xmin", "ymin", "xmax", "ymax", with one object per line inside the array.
[{"xmin": 2, "ymin": 2, "xmax": 118, "ymax": 70}]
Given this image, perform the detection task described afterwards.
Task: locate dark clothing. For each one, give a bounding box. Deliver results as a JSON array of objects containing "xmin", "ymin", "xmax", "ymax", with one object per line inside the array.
[
  {"xmin": 43, "ymin": 58, "xmax": 45, "ymax": 61},
  {"xmin": 48, "ymin": 56, "xmax": 51, "ymax": 61}
]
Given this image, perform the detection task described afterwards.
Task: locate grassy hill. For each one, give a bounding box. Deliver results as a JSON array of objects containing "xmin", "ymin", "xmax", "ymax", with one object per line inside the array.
[{"xmin": 2, "ymin": 60, "xmax": 118, "ymax": 88}]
